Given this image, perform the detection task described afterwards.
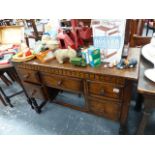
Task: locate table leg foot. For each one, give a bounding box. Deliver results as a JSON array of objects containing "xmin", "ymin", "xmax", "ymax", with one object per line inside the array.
[
  {"xmin": 35, "ymin": 108, "xmax": 42, "ymax": 114},
  {"xmin": 27, "ymin": 98, "xmax": 34, "ymax": 109},
  {"xmin": 0, "ymin": 94, "xmax": 7, "ymax": 106},
  {"xmin": 30, "ymin": 98, "xmax": 48, "ymax": 114},
  {"xmin": 5, "ymin": 97, "xmax": 13, "ymax": 107},
  {"xmin": 31, "ymin": 98, "xmax": 40, "ymax": 112}
]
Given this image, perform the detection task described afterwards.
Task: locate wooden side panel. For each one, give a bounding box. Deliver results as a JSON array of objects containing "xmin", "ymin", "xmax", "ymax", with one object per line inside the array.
[
  {"xmin": 89, "ymin": 98, "xmax": 121, "ymax": 121},
  {"xmin": 22, "ymin": 82, "xmax": 46, "ymax": 100},
  {"xmin": 17, "ymin": 68, "xmax": 40, "ymax": 84}
]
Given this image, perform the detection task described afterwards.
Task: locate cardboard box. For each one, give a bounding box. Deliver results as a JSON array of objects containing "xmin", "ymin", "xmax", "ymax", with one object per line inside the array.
[
  {"xmin": 0, "ymin": 25, "xmax": 24, "ymax": 44},
  {"xmin": 91, "ymin": 19, "xmax": 126, "ymax": 63},
  {"xmin": 88, "ymin": 47, "xmax": 101, "ymax": 67},
  {"xmin": 0, "ymin": 26, "xmax": 24, "ymax": 64},
  {"xmin": 81, "ymin": 49, "xmax": 90, "ymax": 64}
]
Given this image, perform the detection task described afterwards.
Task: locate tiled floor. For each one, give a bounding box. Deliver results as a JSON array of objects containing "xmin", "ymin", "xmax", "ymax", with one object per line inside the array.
[{"xmin": 0, "ymin": 79, "xmax": 155, "ymax": 135}]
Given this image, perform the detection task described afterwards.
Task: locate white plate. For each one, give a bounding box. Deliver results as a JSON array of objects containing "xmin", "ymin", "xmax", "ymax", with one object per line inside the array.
[
  {"xmin": 142, "ymin": 43, "xmax": 155, "ymax": 65},
  {"xmin": 144, "ymin": 68, "xmax": 155, "ymax": 82}
]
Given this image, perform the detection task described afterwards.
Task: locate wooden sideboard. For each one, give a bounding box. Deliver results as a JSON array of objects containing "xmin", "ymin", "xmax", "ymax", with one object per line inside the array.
[{"xmin": 13, "ymin": 48, "xmax": 140, "ymax": 134}]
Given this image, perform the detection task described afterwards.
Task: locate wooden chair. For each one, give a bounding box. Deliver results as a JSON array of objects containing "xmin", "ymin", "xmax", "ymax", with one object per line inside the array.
[
  {"xmin": 129, "ymin": 19, "xmax": 151, "ymax": 46},
  {"xmin": 0, "ymin": 64, "xmax": 23, "ymax": 107},
  {"xmin": 0, "ymin": 72, "xmax": 12, "ymax": 86},
  {"xmin": 132, "ymin": 34, "xmax": 151, "ymax": 47},
  {"xmin": 0, "ymin": 23, "xmax": 26, "ymax": 106},
  {"xmin": 146, "ymin": 19, "xmax": 155, "ymax": 36},
  {"xmin": 128, "ymin": 19, "xmax": 151, "ymax": 47},
  {"xmin": 23, "ymin": 19, "xmax": 43, "ymax": 47},
  {"xmin": 0, "ymin": 70, "xmax": 12, "ymax": 106},
  {"xmin": 129, "ymin": 19, "xmax": 145, "ymax": 47}
]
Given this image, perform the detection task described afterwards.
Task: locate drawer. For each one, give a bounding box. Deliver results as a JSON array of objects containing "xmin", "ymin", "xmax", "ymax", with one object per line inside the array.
[
  {"xmin": 87, "ymin": 81, "xmax": 123, "ymax": 100},
  {"xmin": 41, "ymin": 74, "xmax": 83, "ymax": 93},
  {"xmin": 17, "ymin": 68, "xmax": 39, "ymax": 84},
  {"xmin": 22, "ymin": 82, "xmax": 47, "ymax": 100},
  {"xmin": 89, "ymin": 98, "xmax": 120, "ymax": 121}
]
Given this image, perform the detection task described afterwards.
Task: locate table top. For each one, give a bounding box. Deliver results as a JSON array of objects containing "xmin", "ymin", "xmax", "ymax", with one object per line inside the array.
[
  {"xmin": 0, "ymin": 63, "xmax": 13, "ymax": 70},
  {"xmin": 138, "ymin": 50, "xmax": 155, "ymax": 95},
  {"xmin": 16, "ymin": 48, "xmax": 141, "ymax": 81}
]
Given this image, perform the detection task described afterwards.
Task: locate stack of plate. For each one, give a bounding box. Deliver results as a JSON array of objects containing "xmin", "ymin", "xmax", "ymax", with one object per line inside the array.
[{"xmin": 142, "ymin": 43, "xmax": 155, "ymax": 82}]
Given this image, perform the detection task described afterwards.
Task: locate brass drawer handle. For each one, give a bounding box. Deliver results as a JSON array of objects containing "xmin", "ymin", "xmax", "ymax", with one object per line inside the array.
[
  {"xmin": 57, "ymin": 80, "xmax": 62, "ymax": 86},
  {"xmin": 113, "ymin": 88, "xmax": 120, "ymax": 93},
  {"xmin": 100, "ymin": 89, "xmax": 105, "ymax": 96},
  {"xmin": 23, "ymin": 73, "xmax": 30, "ymax": 79}
]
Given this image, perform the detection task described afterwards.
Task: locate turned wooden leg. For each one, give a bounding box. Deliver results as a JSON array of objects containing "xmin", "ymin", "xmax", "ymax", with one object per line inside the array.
[
  {"xmin": 31, "ymin": 97, "xmax": 39, "ymax": 107},
  {"xmin": 136, "ymin": 95, "xmax": 155, "ymax": 135},
  {"xmin": 146, "ymin": 27, "xmax": 149, "ymax": 36},
  {"xmin": 3, "ymin": 96, "xmax": 13, "ymax": 107},
  {"xmin": 25, "ymin": 36, "xmax": 29, "ymax": 47},
  {"xmin": 38, "ymin": 100, "xmax": 47, "ymax": 111},
  {"xmin": 0, "ymin": 87, "xmax": 13, "ymax": 107},
  {"xmin": 3, "ymin": 74, "xmax": 12, "ymax": 85},
  {"xmin": 0, "ymin": 74, "xmax": 12, "ymax": 86},
  {"xmin": 0, "ymin": 93, "xmax": 7, "ymax": 106},
  {"xmin": 137, "ymin": 111, "xmax": 150, "ymax": 135},
  {"xmin": 27, "ymin": 97, "xmax": 34, "ymax": 109},
  {"xmin": 6, "ymin": 71, "xmax": 15, "ymax": 82},
  {"xmin": 153, "ymin": 29, "xmax": 155, "ymax": 35},
  {"xmin": 31, "ymin": 97, "xmax": 41, "ymax": 113}
]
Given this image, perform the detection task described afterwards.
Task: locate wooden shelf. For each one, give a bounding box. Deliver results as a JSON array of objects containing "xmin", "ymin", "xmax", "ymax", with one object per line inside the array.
[{"xmin": 0, "ymin": 25, "xmax": 24, "ymax": 29}]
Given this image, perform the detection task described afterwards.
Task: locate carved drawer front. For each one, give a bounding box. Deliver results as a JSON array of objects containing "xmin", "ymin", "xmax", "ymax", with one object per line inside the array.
[
  {"xmin": 17, "ymin": 68, "xmax": 39, "ymax": 84},
  {"xmin": 87, "ymin": 81, "xmax": 123, "ymax": 100},
  {"xmin": 41, "ymin": 74, "xmax": 83, "ymax": 93},
  {"xmin": 89, "ymin": 98, "xmax": 120, "ymax": 121},
  {"xmin": 22, "ymin": 82, "xmax": 46, "ymax": 100}
]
